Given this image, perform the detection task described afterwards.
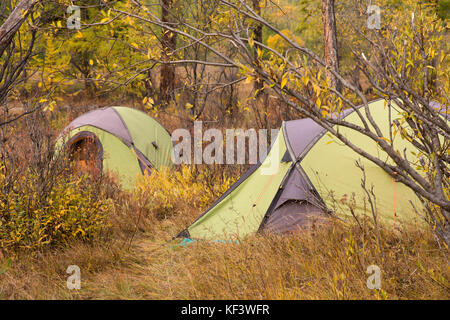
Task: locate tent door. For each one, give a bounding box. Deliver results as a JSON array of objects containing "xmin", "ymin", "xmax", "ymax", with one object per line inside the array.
[{"xmin": 68, "ymin": 132, "xmax": 103, "ymax": 177}]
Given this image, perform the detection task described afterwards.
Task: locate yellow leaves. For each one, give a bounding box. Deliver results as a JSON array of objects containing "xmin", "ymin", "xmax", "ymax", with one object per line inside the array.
[
  {"xmin": 147, "ymin": 48, "xmax": 154, "ymax": 59},
  {"xmin": 143, "ymin": 97, "xmax": 155, "ymax": 110},
  {"xmin": 280, "ymin": 74, "xmax": 288, "ymax": 89},
  {"xmin": 74, "ymin": 31, "xmax": 83, "ymax": 39},
  {"xmin": 427, "ymin": 47, "xmax": 436, "ymax": 59},
  {"xmin": 43, "ymin": 101, "xmax": 56, "ymax": 112},
  {"xmin": 312, "ymin": 82, "xmax": 321, "ymax": 95},
  {"xmin": 127, "ymin": 16, "xmax": 135, "ymax": 26},
  {"xmin": 248, "ymin": 36, "xmax": 254, "ymax": 48},
  {"xmin": 267, "ymin": 29, "xmax": 304, "ymax": 52},
  {"xmin": 20, "ymin": 9, "xmax": 27, "ymax": 18},
  {"xmin": 256, "ymin": 47, "xmax": 263, "ymax": 59},
  {"xmin": 316, "ymin": 98, "xmax": 322, "ymax": 108},
  {"xmin": 0, "ymin": 170, "xmax": 110, "ymax": 251},
  {"xmin": 239, "ymin": 63, "xmax": 251, "ymax": 75},
  {"xmin": 378, "ymin": 136, "xmax": 391, "ymax": 144},
  {"xmin": 73, "ymin": 227, "xmax": 86, "ymax": 237},
  {"xmin": 301, "ymin": 75, "xmax": 310, "ymax": 86},
  {"xmin": 135, "ymin": 166, "xmax": 235, "ymax": 215},
  {"xmin": 89, "ymin": 59, "xmax": 94, "ymax": 66}
]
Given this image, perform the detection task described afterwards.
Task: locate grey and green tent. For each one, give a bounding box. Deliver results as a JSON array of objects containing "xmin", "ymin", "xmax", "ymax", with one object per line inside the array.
[
  {"xmin": 56, "ymin": 106, "xmax": 173, "ymax": 189},
  {"xmin": 178, "ymin": 99, "xmax": 434, "ymax": 241}
]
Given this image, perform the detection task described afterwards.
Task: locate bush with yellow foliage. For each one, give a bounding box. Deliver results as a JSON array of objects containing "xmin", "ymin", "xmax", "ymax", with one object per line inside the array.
[
  {"xmin": 134, "ymin": 166, "xmax": 235, "ymax": 221},
  {"xmin": 0, "ymin": 168, "xmax": 112, "ymax": 252}
]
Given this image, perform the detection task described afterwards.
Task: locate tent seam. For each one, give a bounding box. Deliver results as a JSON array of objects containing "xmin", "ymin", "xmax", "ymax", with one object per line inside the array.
[
  {"xmin": 111, "ymin": 107, "xmax": 154, "ymax": 172},
  {"xmin": 282, "ymin": 121, "xmax": 328, "ymax": 211}
]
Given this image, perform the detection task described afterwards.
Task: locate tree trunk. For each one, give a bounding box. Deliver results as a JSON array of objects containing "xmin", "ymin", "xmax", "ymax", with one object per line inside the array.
[
  {"xmin": 160, "ymin": 0, "xmax": 177, "ymax": 106},
  {"xmin": 321, "ymin": 0, "xmax": 341, "ymax": 93},
  {"xmin": 353, "ymin": 64, "xmax": 362, "ymax": 91},
  {"xmin": 252, "ymin": 0, "xmax": 264, "ymax": 95},
  {"xmin": 0, "ymin": 0, "xmax": 38, "ymax": 54}
]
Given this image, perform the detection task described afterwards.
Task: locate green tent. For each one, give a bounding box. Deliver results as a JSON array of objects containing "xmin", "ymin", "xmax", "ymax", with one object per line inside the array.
[
  {"xmin": 177, "ymin": 99, "xmax": 439, "ymax": 241},
  {"xmin": 56, "ymin": 106, "xmax": 173, "ymax": 189}
]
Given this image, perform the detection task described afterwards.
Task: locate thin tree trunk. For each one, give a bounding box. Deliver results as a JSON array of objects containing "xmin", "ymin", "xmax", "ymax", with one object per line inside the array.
[
  {"xmin": 160, "ymin": 0, "xmax": 177, "ymax": 106},
  {"xmin": 0, "ymin": 0, "xmax": 38, "ymax": 54},
  {"xmin": 321, "ymin": 0, "xmax": 341, "ymax": 93},
  {"xmin": 353, "ymin": 64, "xmax": 362, "ymax": 91},
  {"xmin": 252, "ymin": 0, "xmax": 264, "ymax": 94}
]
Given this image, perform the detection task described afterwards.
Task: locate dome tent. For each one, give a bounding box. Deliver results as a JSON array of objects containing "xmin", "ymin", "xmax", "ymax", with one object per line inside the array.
[
  {"xmin": 176, "ymin": 99, "xmax": 440, "ymax": 241},
  {"xmin": 56, "ymin": 106, "xmax": 173, "ymax": 189}
]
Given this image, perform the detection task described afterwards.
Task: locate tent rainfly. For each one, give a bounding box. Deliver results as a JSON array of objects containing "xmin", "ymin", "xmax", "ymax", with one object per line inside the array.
[
  {"xmin": 177, "ymin": 99, "xmax": 438, "ymax": 241},
  {"xmin": 56, "ymin": 106, "xmax": 173, "ymax": 189}
]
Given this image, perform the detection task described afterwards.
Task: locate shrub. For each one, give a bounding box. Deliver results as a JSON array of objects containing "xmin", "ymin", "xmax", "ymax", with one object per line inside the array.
[
  {"xmin": 134, "ymin": 165, "xmax": 235, "ymax": 221},
  {"xmin": 0, "ymin": 168, "xmax": 112, "ymax": 252}
]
